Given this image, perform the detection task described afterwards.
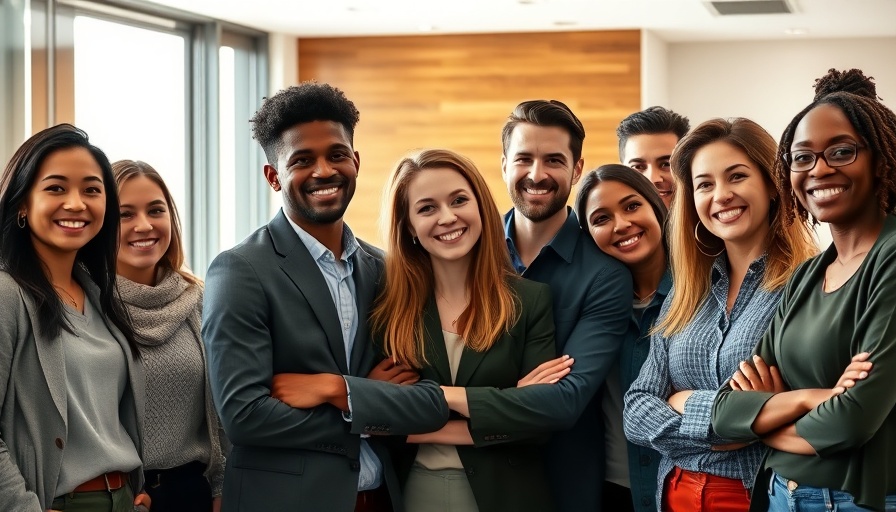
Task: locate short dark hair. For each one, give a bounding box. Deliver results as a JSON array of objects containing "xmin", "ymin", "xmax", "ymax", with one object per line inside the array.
[
  {"xmin": 250, "ymin": 81, "xmax": 360, "ymax": 167},
  {"xmin": 616, "ymin": 106, "xmax": 690, "ymax": 161},
  {"xmin": 501, "ymin": 100, "xmax": 586, "ymax": 163},
  {"xmin": 574, "ymin": 163, "xmax": 669, "ymax": 258},
  {"xmin": 0, "ymin": 123, "xmax": 137, "ymax": 350},
  {"xmin": 777, "ymin": 68, "xmax": 896, "ymax": 223}
]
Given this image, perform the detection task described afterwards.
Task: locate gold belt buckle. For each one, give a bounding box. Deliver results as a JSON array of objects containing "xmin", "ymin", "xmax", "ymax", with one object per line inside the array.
[{"xmin": 786, "ymin": 479, "xmax": 799, "ymax": 492}]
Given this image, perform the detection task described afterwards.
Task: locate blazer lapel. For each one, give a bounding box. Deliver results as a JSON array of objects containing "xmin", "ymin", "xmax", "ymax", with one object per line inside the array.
[
  {"xmin": 23, "ymin": 292, "xmax": 67, "ymax": 425},
  {"xmin": 454, "ymin": 342, "xmax": 488, "ymax": 388},
  {"xmin": 422, "ymin": 296, "xmax": 452, "ymax": 384},
  {"xmin": 269, "ymin": 212, "xmax": 348, "ymax": 374}
]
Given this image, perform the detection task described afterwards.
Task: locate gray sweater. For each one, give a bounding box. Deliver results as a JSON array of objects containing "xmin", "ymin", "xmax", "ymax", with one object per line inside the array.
[{"xmin": 117, "ymin": 269, "xmax": 226, "ymax": 496}]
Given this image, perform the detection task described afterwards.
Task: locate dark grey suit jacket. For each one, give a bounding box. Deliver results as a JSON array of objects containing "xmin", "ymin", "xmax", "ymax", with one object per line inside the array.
[{"xmin": 202, "ymin": 211, "xmax": 449, "ymax": 512}]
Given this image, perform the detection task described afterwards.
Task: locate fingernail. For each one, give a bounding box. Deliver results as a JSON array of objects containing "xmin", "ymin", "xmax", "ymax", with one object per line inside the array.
[
  {"xmin": 860, "ymin": 372, "xmax": 868, "ymax": 378},
  {"xmin": 753, "ymin": 355, "xmax": 760, "ymax": 362},
  {"xmin": 562, "ymin": 354, "xmax": 570, "ymax": 360}
]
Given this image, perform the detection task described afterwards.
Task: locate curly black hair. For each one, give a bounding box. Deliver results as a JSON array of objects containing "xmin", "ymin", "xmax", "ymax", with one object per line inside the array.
[
  {"xmin": 250, "ymin": 81, "xmax": 360, "ymax": 167},
  {"xmin": 776, "ymin": 68, "xmax": 896, "ymax": 225}
]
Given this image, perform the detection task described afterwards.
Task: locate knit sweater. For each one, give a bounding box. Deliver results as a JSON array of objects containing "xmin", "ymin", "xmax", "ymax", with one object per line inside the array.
[{"xmin": 116, "ymin": 269, "xmax": 226, "ymax": 496}]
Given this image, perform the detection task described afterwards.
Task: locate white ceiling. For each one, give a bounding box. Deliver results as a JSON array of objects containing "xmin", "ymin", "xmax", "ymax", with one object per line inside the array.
[{"xmin": 147, "ymin": 0, "xmax": 896, "ymax": 42}]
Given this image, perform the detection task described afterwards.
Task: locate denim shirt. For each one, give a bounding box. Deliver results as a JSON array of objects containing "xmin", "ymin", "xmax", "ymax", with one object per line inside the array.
[{"xmin": 623, "ymin": 255, "xmax": 780, "ymax": 510}]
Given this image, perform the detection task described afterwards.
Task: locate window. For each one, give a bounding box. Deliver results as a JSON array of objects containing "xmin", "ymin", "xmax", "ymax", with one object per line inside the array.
[{"xmin": 1, "ymin": 0, "xmax": 268, "ymax": 277}]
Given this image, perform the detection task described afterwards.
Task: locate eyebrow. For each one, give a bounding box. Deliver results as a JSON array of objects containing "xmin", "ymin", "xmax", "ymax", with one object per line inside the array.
[
  {"xmin": 41, "ymin": 174, "xmax": 103, "ymax": 183},
  {"xmin": 627, "ymin": 155, "xmax": 671, "ymax": 164},
  {"xmin": 693, "ymin": 163, "xmax": 748, "ymax": 180},
  {"xmin": 413, "ymin": 188, "xmax": 468, "ymax": 206},
  {"xmin": 120, "ymin": 199, "xmax": 166, "ymax": 209},
  {"xmin": 791, "ymin": 134, "xmax": 857, "ymax": 149}
]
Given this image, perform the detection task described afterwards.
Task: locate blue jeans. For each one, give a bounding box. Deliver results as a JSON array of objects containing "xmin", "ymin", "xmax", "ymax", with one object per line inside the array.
[{"xmin": 768, "ymin": 471, "xmax": 896, "ymax": 511}]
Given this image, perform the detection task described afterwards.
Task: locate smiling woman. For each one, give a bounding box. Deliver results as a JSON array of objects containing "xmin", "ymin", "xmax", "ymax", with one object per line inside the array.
[
  {"xmin": 712, "ymin": 68, "xmax": 896, "ymax": 512},
  {"xmin": 622, "ymin": 117, "xmax": 817, "ymax": 512},
  {"xmin": 111, "ymin": 159, "xmax": 225, "ymax": 512},
  {"xmin": 369, "ymin": 148, "xmax": 559, "ymax": 512},
  {"xmin": 0, "ymin": 124, "xmax": 149, "ymax": 512}
]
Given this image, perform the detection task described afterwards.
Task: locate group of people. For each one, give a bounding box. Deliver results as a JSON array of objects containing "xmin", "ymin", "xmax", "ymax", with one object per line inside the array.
[{"xmin": 0, "ymin": 66, "xmax": 893, "ymax": 512}]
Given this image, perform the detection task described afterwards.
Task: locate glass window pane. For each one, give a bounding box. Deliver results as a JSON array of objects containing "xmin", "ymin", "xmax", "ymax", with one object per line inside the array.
[
  {"xmin": 218, "ymin": 45, "xmax": 236, "ymax": 251},
  {"xmin": 73, "ymin": 15, "xmax": 187, "ymax": 213}
]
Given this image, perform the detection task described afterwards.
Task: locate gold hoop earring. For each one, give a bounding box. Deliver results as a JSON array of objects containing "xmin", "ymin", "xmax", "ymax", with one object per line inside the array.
[
  {"xmin": 694, "ymin": 221, "xmax": 724, "ymax": 258},
  {"xmin": 17, "ymin": 212, "xmax": 26, "ymax": 229}
]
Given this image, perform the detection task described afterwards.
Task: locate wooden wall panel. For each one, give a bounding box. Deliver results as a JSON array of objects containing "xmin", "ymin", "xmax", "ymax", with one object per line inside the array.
[{"xmin": 298, "ymin": 30, "xmax": 641, "ymax": 245}]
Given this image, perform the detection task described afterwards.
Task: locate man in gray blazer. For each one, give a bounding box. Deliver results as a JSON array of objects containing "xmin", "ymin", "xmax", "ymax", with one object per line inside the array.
[{"xmin": 202, "ymin": 82, "xmax": 449, "ymax": 512}]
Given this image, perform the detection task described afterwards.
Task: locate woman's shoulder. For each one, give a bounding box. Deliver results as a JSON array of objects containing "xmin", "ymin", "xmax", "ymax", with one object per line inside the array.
[{"xmin": 509, "ymin": 275, "xmax": 551, "ymax": 298}]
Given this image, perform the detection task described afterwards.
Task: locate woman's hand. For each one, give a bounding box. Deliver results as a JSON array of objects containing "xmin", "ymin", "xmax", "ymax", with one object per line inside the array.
[
  {"xmin": 367, "ymin": 358, "xmax": 420, "ymax": 385},
  {"xmin": 134, "ymin": 491, "xmax": 151, "ymax": 511},
  {"xmin": 517, "ymin": 355, "xmax": 574, "ymax": 387},
  {"xmin": 831, "ymin": 352, "xmax": 872, "ymax": 395},
  {"xmin": 730, "ymin": 355, "xmax": 787, "ymax": 393},
  {"xmin": 667, "ymin": 390, "xmax": 693, "ymax": 414}
]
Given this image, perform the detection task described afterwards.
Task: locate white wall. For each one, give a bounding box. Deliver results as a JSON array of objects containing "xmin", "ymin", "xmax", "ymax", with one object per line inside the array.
[
  {"xmin": 667, "ymin": 37, "xmax": 896, "ymax": 248},
  {"xmin": 642, "ymin": 30, "xmax": 670, "ymax": 108},
  {"xmin": 668, "ymin": 37, "xmax": 896, "ymax": 141}
]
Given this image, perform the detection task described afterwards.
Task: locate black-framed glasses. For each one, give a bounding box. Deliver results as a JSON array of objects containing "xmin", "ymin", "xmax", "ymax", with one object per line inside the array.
[{"xmin": 784, "ymin": 142, "xmax": 864, "ymax": 173}]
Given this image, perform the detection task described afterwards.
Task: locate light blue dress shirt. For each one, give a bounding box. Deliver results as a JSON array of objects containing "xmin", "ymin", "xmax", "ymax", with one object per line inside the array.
[{"xmin": 287, "ymin": 216, "xmax": 383, "ymax": 491}]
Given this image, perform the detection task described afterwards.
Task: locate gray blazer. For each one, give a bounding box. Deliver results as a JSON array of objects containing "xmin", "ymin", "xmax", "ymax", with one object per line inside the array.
[
  {"xmin": 202, "ymin": 211, "xmax": 449, "ymax": 512},
  {"xmin": 0, "ymin": 269, "xmax": 145, "ymax": 511}
]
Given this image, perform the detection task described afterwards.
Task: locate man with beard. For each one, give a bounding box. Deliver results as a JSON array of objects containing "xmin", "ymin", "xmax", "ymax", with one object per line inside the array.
[
  {"xmin": 463, "ymin": 99, "xmax": 633, "ymax": 511},
  {"xmin": 616, "ymin": 106, "xmax": 690, "ymax": 209},
  {"xmin": 202, "ymin": 82, "xmax": 449, "ymax": 512}
]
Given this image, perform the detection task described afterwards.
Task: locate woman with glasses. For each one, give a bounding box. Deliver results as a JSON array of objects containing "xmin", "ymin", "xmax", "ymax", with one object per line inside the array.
[
  {"xmin": 713, "ymin": 68, "xmax": 896, "ymax": 511},
  {"xmin": 622, "ymin": 117, "xmax": 817, "ymax": 512}
]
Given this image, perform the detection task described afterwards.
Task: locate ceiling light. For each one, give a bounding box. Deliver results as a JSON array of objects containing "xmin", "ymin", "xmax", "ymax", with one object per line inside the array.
[{"xmin": 784, "ymin": 27, "xmax": 808, "ymax": 35}]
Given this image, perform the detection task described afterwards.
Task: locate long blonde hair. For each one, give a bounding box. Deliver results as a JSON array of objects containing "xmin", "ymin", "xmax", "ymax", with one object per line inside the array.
[
  {"xmin": 112, "ymin": 160, "xmax": 202, "ymax": 287},
  {"xmin": 657, "ymin": 118, "xmax": 816, "ymax": 337},
  {"xmin": 370, "ymin": 149, "xmax": 520, "ymax": 368}
]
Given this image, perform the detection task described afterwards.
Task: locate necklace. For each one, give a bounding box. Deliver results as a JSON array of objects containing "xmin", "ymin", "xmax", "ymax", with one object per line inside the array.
[
  {"xmin": 436, "ymin": 290, "xmax": 466, "ymax": 326},
  {"xmin": 633, "ymin": 288, "xmax": 658, "ymax": 305},
  {"xmin": 53, "ymin": 285, "xmax": 78, "ymax": 309},
  {"xmin": 834, "ymin": 249, "xmax": 869, "ymax": 267}
]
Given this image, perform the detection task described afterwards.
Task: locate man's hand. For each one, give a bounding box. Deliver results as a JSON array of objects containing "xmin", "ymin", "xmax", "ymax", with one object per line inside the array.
[
  {"xmin": 730, "ymin": 355, "xmax": 787, "ymax": 393},
  {"xmin": 517, "ymin": 355, "xmax": 574, "ymax": 387},
  {"xmin": 271, "ymin": 373, "xmax": 348, "ymax": 411},
  {"xmin": 367, "ymin": 358, "xmax": 420, "ymax": 385}
]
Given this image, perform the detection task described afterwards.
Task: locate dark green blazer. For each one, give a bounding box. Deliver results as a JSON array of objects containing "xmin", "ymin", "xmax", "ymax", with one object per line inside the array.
[{"xmin": 393, "ymin": 276, "xmax": 558, "ymax": 512}]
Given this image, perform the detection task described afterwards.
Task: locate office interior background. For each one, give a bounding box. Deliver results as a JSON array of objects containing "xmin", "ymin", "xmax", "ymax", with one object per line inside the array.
[{"xmin": 2, "ymin": 0, "xmax": 894, "ymax": 277}]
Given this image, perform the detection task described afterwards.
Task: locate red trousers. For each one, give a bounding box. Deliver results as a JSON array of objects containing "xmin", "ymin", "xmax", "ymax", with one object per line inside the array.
[{"xmin": 662, "ymin": 466, "xmax": 750, "ymax": 512}]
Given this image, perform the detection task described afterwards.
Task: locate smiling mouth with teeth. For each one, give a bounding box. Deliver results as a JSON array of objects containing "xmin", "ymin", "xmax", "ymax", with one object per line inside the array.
[
  {"xmin": 810, "ymin": 187, "xmax": 845, "ymax": 199},
  {"xmin": 57, "ymin": 220, "xmax": 87, "ymax": 228},
  {"xmin": 310, "ymin": 186, "xmax": 339, "ymax": 196},
  {"xmin": 616, "ymin": 233, "xmax": 641, "ymax": 248},
  {"xmin": 715, "ymin": 208, "xmax": 744, "ymax": 221},
  {"xmin": 129, "ymin": 239, "xmax": 158, "ymax": 248},
  {"xmin": 436, "ymin": 228, "xmax": 465, "ymax": 242}
]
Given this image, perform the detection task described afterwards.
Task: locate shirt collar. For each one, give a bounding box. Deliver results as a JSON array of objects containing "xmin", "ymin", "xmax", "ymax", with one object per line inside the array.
[
  {"xmin": 285, "ymin": 212, "xmax": 360, "ymax": 263},
  {"xmin": 503, "ymin": 206, "xmax": 579, "ymax": 265},
  {"xmin": 711, "ymin": 252, "xmax": 768, "ymax": 284}
]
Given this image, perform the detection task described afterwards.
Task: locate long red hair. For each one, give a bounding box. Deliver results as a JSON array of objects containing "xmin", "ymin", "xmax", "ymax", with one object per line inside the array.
[{"xmin": 370, "ymin": 149, "xmax": 519, "ymax": 368}]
